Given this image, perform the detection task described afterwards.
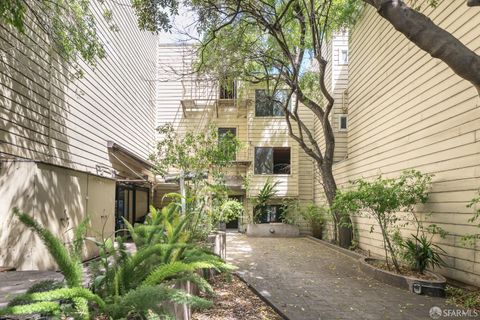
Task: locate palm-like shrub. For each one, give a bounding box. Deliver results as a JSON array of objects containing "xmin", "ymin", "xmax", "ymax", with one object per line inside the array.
[
  {"xmin": 2, "ymin": 202, "xmax": 233, "ymax": 319},
  {"xmin": 399, "ymin": 234, "xmax": 445, "ymax": 274},
  {"xmin": 251, "ymin": 178, "xmax": 279, "ymax": 223}
]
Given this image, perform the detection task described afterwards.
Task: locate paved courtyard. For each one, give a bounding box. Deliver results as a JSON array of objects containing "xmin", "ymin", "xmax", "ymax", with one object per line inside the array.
[{"xmin": 226, "ymin": 232, "xmax": 448, "ymax": 320}]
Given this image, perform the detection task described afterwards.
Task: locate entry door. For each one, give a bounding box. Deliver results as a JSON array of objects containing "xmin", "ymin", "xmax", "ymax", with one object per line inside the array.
[{"xmin": 226, "ymin": 195, "xmax": 243, "ymax": 229}]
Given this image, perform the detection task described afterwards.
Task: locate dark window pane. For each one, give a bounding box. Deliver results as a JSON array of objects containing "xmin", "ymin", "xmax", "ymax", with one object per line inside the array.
[
  {"xmin": 272, "ymin": 90, "xmax": 288, "ymax": 116},
  {"xmin": 258, "ymin": 205, "xmax": 284, "ymax": 223},
  {"xmin": 218, "ymin": 127, "xmax": 236, "ymax": 138},
  {"xmin": 255, "ymin": 147, "xmax": 273, "ymax": 174},
  {"xmin": 340, "ymin": 116, "xmax": 347, "ymax": 130},
  {"xmin": 255, "ymin": 90, "xmax": 272, "ymax": 116},
  {"xmin": 273, "ymin": 147, "xmax": 291, "ymax": 174}
]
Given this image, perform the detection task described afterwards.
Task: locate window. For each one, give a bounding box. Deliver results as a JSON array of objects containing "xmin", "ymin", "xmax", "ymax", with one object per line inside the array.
[
  {"xmin": 218, "ymin": 127, "xmax": 237, "ymax": 159},
  {"xmin": 255, "ymin": 89, "xmax": 290, "ymax": 117},
  {"xmin": 218, "ymin": 127, "xmax": 237, "ymax": 139},
  {"xmin": 254, "ymin": 147, "xmax": 291, "ymax": 174},
  {"xmin": 256, "ymin": 205, "xmax": 284, "ymax": 223},
  {"xmin": 339, "ymin": 114, "xmax": 348, "ymax": 131},
  {"xmin": 219, "ymin": 79, "xmax": 236, "ymax": 99},
  {"xmin": 339, "ymin": 48, "xmax": 348, "ymax": 65}
]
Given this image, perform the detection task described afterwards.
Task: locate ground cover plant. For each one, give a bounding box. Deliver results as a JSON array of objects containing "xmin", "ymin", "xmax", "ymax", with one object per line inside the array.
[{"xmin": 1, "ymin": 200, "xmax": 233, "ymax": 319}]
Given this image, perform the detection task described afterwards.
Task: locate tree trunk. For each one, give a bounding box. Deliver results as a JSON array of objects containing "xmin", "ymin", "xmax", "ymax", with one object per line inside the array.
[
  {"xmin": 319, "ymin": 163, "xmax": 353, "ymax": 248},
  {"xmin": 364, "ymin": 0, "xmax": 480, "ymax": 94}
]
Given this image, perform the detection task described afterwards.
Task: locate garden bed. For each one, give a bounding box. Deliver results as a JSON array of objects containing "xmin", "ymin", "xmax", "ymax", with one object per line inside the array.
[
  {"xmin": 359, "ymin": 257, "xmax": 446, "ymax": 297},
  {"xmin": 192, "ymin": 275, "xmax": 283, "ymax": 320}
]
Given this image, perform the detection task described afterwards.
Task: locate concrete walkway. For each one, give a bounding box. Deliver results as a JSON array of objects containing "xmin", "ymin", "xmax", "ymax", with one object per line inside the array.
[
  {"xmin": 0, "ymin": 271, "xmax": 64, "ymax": 307},
  {"xmin": 226, "ymin": 232, "xmax": 448, "ymax": 320}
]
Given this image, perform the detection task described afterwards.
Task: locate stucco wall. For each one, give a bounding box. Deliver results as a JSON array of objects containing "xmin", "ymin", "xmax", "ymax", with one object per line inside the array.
[{"xmin": 0, "ymin": 161, "xmax": 115, "ymax": 270}]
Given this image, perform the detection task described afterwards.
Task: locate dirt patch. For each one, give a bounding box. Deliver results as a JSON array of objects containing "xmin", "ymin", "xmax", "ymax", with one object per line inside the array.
[
  {"xmin": 192, "ymin": 275, "xmax": 283, "ymax": 320},
  {"xmin": 368, "ymin": 260, "xmax": 436, "ymax": 280}
]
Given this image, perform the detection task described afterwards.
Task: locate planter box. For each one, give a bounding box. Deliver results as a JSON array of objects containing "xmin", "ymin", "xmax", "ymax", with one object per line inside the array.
[
  {"xmin": 167, "ymin": 231, "xmax": 227, "ymax": 320},
  {"xmin": 359, "ymin": 257, "xmax": 446, "ymax": 297},
  {"xmin": 246, "ymin": 223, "xmax": 300, "ymax": 237}
]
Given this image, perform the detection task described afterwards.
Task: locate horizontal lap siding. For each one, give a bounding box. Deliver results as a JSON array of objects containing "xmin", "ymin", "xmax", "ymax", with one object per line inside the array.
[
  {"xmin": 337, "ymin": 1, "xmax": 480, "ymax": 285},
  {"xmin": 156, "ymin": 45, "xmax": 316, "ymax": 232},
  {"xmin": 0, "ymin": 0, "xmax": 156, "ymax": 173}
]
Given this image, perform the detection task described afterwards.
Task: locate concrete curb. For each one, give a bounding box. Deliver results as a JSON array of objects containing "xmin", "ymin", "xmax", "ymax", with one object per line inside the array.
[
  {"xmin": 305, "ymin": 236, "xmax": 364, "ymax": 260},
  {"xmin": 305, "ymin": 236, "xmax": 447, "ymax": 297},
  {"xmin": 359, "ymin": 257, "xmax": 447, "ymax": 297},
  {"xmin": 234, "ymin": 273, "xmax": 290, "ymax": 320}
]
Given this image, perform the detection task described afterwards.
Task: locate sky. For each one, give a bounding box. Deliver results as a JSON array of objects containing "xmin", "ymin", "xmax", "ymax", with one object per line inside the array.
[{"xmin": 158, "ymin": 5, "xmax": 199, "ymax": 44}]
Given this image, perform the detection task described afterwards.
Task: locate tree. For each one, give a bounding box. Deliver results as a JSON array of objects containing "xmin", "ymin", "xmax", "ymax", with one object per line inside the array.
[
  {"xmin": 0, "ymin": 0, "xmax": 179, "ymax": 68},
  {"xmin": 362, "ymin": 0, "xmax": 480, "ymax": 94},
  {"xmin": 150, "ymin": 124, "xmax": 241, "ymax": 239},
  {"xmin": 189, "ymin": 0, "xmax": 357, "ymax": 247}
]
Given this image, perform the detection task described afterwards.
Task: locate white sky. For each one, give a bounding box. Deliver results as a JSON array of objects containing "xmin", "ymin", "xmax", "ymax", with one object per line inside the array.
[{"xmin": 158, "ymin": 5, "xmax": 199, "ymax": 44}]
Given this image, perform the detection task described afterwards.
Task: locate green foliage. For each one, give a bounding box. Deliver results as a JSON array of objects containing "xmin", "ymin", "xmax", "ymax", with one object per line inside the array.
[
  {"xmin": 398, "ymin": 234, "xmax": 445, "ymax": 273},
  {"xmin": 251, "ymin": 178, "xmax": 279, "ymax": 224},
  {"xmin": 280, "ymin": 199, "xmax": 301, "ymax": 226},
  {"xmin": 302, "ymin": 203, "xmax": 328, "ymax": 238},
  {"xmin": 105, "ymin": 285, "xmax": 211, "ymax": 319},
  {"xmin": 461, "ymin": 190, "xmax": 480, "ymax": 246},
  {"xmin": 13, "ymin": 208, "xmax": 85, "ymax": 287},
  {"xmin": 152, "ymin": 124, "xmax": 240, "ymax": 176},
  {"xmin": 5, "ymin": 202, "xmax": 233, "ymax": 320},
  {"xmin": 219, "ymin": 199, "xmax": 244, "ymax": 224},
  {"xmin": 151, "ymin": 125, "xmax": 242, "ymax": 239},
  {"xmin": 446, "ymin": 285, "xmax": 480, "ymax": 310},
  {"xmin": 4, "ymin": 210, "xmax": 97, "ymax": 319},
  {"xmin": 131, "ymin": 0, "xmax": 179, "ymax": 32},
  {"xmin": 332, "ymin": 170, "xmax": 435, "ymax": 273}
]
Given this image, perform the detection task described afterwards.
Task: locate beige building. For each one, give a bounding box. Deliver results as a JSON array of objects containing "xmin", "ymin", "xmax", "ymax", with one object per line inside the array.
[
  {"xmin": 317, "ymin": 2, "xmax": 480, "ymax": 286},
  {"xmin": 156, "ymin": 44, "xmax": 317, "ymax": 232},
  {"xmin": 157, "ymin": 1, "xmax": 480, "ymax": 287},
  {"xmin": 0, "ymin": 1, "xmax": 157, "ymax": 270}
]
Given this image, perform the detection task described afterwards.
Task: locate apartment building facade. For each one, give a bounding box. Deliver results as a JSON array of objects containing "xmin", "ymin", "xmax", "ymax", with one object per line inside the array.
[
  {"xmin": 156, "ymin": 44, "xmax": 321, "ymax": 232},
  {"xmin": 317, "ymin": 1, "xmax": 480, "ymax": 286},
  {"xmin": 0, "ymin": 2, "xmax": 157, "ymax": 270}
]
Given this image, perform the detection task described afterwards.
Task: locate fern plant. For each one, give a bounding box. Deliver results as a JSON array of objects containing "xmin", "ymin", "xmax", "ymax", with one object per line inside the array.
[
  {"xmin": 90, "ymin": 201, "xmax": 234, "ymax": 318},
  {"xmin": 3, "ymin": 209, "xmax": 104, "ymax": 319},
  {"xmin": 4, "ymin": 201, "xmax": 233, "ymax": 320}
]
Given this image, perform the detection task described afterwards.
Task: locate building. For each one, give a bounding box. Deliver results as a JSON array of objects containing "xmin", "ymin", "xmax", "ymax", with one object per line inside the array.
[
  {"xmin": 317, "ymin": 1, "xmax": 480, "ymax": 286},
  {"xmin": 156, "ymin": 44, "xmax": 319, "ymax": 232},
  {"xmin": 0, "ymin": 2, "xmax": 157, "ymax": 270}
]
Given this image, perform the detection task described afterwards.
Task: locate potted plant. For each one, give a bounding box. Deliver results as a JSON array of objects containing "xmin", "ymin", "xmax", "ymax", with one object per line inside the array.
[{"xmin": 301, "ymin": 203, "xmax": 327, "ymax": 239}]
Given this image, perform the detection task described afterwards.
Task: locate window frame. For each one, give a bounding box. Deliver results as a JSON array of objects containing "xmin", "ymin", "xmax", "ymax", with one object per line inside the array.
[
  {"xmin": 218, "ymin": 127, "xmax": 238, "ymax": 160},
  {"xmin": 254, "ymin": 146, "xmax": 291, "ymax": 175},
  {"xmin": 338, "ymin": 48, "xmax": 349, "ymax": 65},
  {"xmin": 256, "ymin": 204, "xmax": 285, "ymax": 223},
  {"xmin": 254, "ymin": 89, "xmax": 291, "ymax": 118},
  {"xmin": 338, "ymin": 114, "xmax": 348, "ymax": 132}
]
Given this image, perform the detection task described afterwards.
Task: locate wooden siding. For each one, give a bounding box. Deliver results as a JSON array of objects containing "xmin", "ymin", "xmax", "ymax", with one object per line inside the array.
[
  {"xmin": 0, "ymin": 0, "xmax": 157, "ymax": 174},
  {"xmin": 327, "ymin": 1, "xmax": 480, "ymax": 285},
  {"xmin": 156, "ymin": 44, "xmax": 316, "ymax": 233}
]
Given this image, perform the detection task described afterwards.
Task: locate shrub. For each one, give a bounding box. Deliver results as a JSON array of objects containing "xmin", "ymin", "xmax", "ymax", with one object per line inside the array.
[
  {"xmin": 398, "ymin": 234, "xmax": 445, "ymax": 273},
  {"xmin": 2, "ymin": 201, "xmax": 233, "ymax": 319},
  {"xmin": 251, "ymin": 178, "xmax": 279, "ymax": 224},
  {"xmin": 332, "ymin": 170, "xmax": 434, "ymax": 273},
  {"xmin": 301, "ymin": 203, "xmax": 327, "ymax": 239}
]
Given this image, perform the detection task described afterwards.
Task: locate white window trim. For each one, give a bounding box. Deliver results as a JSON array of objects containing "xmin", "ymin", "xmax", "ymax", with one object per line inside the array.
[
  {"xmin": 338, "ymin": 48, "xmax": 348, "ymax": 66},
  {"xmin": 338, "ymin": 114, "xmax": 348, "ymax": 132}
]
